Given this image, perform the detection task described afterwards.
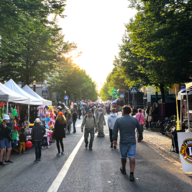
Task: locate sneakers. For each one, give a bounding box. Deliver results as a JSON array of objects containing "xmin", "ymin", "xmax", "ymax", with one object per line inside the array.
[
  {"xmin": 120, "ymin": 167, "xmax": 126, "ymax": 175},
  {"xmin": 34, "ymin": 159, "xmax": 39, "ymax": 163},
  {"xmin": 61, "ymin": 151, "xmax": 65, "ymax": 155},
  {"xmin": 130, "ymin": 173, "xmax": 135, "ymax": 181},
  {"xmin": 56, "ymin": 153, "xmax": 61, "ymax": 157},
  {"xmin": 19, "ymin": 152, "xmax": 22, "ymax": 155},
  {"xmin": 5, "ymin": 160, "xmax": 13, "ymax": 163},
  {"xmin": 0, "ymin": 161, "xmax": 7, "ymax": 166}
]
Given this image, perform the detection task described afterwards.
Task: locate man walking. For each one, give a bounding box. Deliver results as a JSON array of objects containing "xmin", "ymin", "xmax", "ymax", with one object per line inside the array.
[
  {"xmin": 108, "ymin": 108, "xmax": 118, "ymax": 149},
  {"xmin": 81, "ymin": 109, "xmax": 97, "ymax": 150},
  {"xmin": 136, "ymin": 108, "xmax": 145, "ymax": 132},
  {"xmin": 113, "ymin": 105, "xmax": 143, "ymax": 181},
  {"xmin": 31, "ymin": 118, "xmax": 45, "ymax": 162},
  {"xmin": 0, "ymin": 115, "xmax": 13, "ymax": 166}
]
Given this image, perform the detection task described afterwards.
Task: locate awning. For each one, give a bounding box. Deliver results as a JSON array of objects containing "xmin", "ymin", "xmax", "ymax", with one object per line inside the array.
[
  {"xmin": 22, "ymin": 85, "xmax": 52, "ymax": 106},
  {"xmin": 4, "ymin": 79, "xmax": 43, "ymax": 105},
  {"xmin": 0, "ymin": 83, "xmax": 29, "ymax": 104},
  {"xmin": 177, "ymin": 87, "xmax": 192, "ymax": 100}
]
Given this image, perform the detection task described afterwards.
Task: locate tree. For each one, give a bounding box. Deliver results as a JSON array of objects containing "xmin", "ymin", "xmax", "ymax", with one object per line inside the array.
[
  {"xmin": 49, "ymin": 57, "xmax": 98, "ymax": 101},
  {"xmin": 0, "ymin": 0, "xmax": 66, "ymax": 58},
  {"xmin": 0, "ymin": 16, "xmax": 76, "ymax": 85}
]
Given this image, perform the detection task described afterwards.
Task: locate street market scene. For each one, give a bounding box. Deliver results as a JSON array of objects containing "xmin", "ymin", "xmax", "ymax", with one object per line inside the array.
[{"xmin": 0, "ymin": 0, "xmax": 192, "ymax": 192}]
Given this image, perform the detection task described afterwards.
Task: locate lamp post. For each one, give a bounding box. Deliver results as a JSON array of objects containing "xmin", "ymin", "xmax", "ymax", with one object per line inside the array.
[{"xmin": 33, "ymin": 80, "xmax": 36, "ymax": 92}]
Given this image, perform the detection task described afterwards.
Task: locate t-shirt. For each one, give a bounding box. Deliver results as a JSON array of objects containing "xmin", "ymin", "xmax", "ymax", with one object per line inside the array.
[
  {"xmin": 113, "ymin": 116, "xmax": 143, "ymax": 145},
  {"xmin": 136, "ymin": 113, "xmax": 145, "ymax": 125}
]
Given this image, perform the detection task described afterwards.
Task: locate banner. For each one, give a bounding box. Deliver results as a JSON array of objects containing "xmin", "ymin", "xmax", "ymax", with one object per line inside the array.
[{"xmin": 178, "ymin": 132, "xmax": 192, "ymax": 172}]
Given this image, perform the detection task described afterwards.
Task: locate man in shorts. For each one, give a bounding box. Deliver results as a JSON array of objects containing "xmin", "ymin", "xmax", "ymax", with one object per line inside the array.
[
  {"xmin": 0, "ymin": 115, "xmax": 13, "ymax": 166},
  {"xmin": 113, "ymin": 105, "xmax": 143, "ymax": 181}
]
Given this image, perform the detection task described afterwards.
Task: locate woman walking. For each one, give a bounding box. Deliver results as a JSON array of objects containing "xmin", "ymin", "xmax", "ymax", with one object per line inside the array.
[
  {"xmin": 54, "ymin": 112, "xmax": 66, "ymax": 156},
  {"xmin": 66, "ymin": 110, "xmax": 72, "ymax": 134}
]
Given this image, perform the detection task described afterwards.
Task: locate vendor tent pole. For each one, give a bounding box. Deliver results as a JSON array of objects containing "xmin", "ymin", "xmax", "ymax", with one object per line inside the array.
[
  {"xmin": 28, "ymin": 105, "xmax": 30, "ymax": 128},
  {"xmin": 7, "ymin": 102, "xmax": 9, "ymax": 114},
  {"xmin": 186, "ymin": 91, "xmax": 190, "ymax": 131},
  {"xmin": 180, "ymin": 95, "xmax": 182, "ymax": 130}
]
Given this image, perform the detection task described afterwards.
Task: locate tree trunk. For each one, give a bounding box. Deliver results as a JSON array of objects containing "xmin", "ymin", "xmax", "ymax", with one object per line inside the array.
[
  {"xmin": 155, "ymin": 92, "xmax": 158, "ymax": 103},
  {"xmin": 160, "ymin": 83, "xmax": 165, "ymax": 103}
]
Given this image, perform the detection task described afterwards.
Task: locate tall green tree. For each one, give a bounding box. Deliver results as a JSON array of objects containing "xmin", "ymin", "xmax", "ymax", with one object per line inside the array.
[{"xmin": 49, "ymin": 57, "xmax": 98, "ymax": 101}]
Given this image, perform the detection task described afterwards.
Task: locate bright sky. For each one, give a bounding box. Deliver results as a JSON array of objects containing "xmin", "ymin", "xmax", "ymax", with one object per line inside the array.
[{"xmin": 59, "ymin": 0, "xmax": 137, "ymax": 90}]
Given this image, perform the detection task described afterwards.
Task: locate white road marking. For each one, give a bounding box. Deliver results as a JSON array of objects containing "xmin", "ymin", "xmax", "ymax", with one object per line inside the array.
[{"xmin": 47, "ymin": 135, "xmax": 84, "ymax": 192}]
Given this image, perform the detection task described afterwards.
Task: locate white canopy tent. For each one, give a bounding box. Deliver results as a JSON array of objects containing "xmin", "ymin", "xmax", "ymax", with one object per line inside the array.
[
  {"xmin": 4, "ymin": 79, "xmax": 43, "ymax": 106},
  {"xmin": 0, "ymin": 82, "xmax": 29, "ymax": 113},
  {"xmin": 0, "ymin": 83, "xmax": 29, "ymax": 104},
  {"xmin": 5, "ymin": 79, "xmax": 43, "ymax": 127},
  {"xmin": 22, "ymin": 85, "xmax": 52, "ymax": 106}
]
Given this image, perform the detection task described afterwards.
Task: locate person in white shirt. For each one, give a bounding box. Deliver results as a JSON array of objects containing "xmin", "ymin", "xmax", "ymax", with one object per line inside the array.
[{"xmin": 108, "ymin": 108, "xmax": 118, "ymax": 149}]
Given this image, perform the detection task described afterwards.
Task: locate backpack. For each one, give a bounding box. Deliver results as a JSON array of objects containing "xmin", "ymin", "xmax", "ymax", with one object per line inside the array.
[{"xmin": 84, "ymin": 115, "xmax": 96, "ymax": 124}]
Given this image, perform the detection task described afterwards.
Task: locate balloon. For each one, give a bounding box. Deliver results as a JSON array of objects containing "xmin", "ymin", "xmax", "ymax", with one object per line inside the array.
[{"xmin": 25, "ymin": 141, "xmax": 32, "ymax": 148}]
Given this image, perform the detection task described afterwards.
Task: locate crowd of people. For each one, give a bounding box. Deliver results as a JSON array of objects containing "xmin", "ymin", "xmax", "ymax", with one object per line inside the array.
[{"xmin": 0, "ymin": 103, "xmax": 146, "ymax": 182}]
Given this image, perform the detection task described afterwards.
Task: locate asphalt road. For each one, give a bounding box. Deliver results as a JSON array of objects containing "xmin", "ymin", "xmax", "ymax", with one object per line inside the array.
[{"xmin": 0, "ymin": 115, "xmax": 192, "ymax": 192}]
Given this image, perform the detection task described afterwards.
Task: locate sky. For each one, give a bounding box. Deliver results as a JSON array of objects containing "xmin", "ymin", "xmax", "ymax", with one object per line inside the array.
[{"xmin": 58, "ymin": 0, "xmax": 137, "ymax": 90}]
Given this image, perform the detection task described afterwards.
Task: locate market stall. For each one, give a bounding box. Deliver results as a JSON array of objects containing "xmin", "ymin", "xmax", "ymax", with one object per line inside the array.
[{"xmin": 22, "ymin": 85, "xmax": 52, "ymax": 106}]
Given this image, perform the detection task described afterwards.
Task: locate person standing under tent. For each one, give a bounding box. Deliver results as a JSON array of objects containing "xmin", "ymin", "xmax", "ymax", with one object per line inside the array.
[
  {"xmin": 54, "ymin": 112, "xmax": 66, "ymax": 156},
  {"xmin": 0, "ymin": 115, "xmax": 13, "ymax": 166}
]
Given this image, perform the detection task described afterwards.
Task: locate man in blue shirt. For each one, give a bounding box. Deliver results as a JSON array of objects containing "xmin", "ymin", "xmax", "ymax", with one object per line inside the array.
[{"xmin": 113, "ymin": 105, "xmax": 143, "ymax": 181}]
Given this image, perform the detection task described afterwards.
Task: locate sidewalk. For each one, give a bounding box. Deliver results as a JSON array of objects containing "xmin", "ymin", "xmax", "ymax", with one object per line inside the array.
[{"xmin": 143, "ymin": 129, "xmax": 180, "ymax": 161}]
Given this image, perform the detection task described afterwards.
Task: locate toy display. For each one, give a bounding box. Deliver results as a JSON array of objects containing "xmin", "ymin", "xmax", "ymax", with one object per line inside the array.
[
  {"xmin": 37, "ymin": 105, "xmax": 55, "ymax": 130},
  {"xmin": 0, "ymin": 102, "xmax": 7, "ymax": 122}
]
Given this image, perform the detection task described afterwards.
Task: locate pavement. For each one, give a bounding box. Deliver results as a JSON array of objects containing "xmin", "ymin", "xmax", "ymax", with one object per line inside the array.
[
  {"xmin": 0, "ymin": 115, "xmax": 192, "ymax": 192},
  {"xmin": 143, "ymin": 129, "xmax": 180, "ymax": 161}
]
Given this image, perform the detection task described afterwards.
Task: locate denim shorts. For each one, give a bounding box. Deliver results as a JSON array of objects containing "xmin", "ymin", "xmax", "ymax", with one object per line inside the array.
[
  {"xmin": 0, "ymin": 138, "xmax": 11, "ymax": 149},
  {"xmin": 120, "ymin": 143, "xmax": 136, "ymax": 159}
]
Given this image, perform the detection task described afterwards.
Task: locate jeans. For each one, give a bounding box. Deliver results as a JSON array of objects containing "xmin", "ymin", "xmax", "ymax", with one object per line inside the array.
[
  {"xmin": 84, "ymin": 129, "xmax": 94, "ymax": 149},
  {"xmin": 73, "ymin": 120, "xmax": 76, "ymax": 132},
  {"xmin": 56, "ymin": 138, "xmax": 64, "ymax": 153},
  {"xmin": 109, "ymin": 129, "xmax": 113, "ymax": 143},
  {"xmin": 34, "ymin": 141, "xmax": 42, "ymax": 160}
]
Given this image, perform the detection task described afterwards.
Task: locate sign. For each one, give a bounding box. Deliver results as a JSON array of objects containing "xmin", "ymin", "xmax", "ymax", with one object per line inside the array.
[
  {"xmin": 131, "ymin": 87, "xmax": 137, "ymax": 94},
  {"xmin": 64, "ymin": 95, "xmax": 69, "ymax": 100},
  {"xmin": 120, "ymin": 94, "xmax": 124, "ymax": 98},
  {"xmin": 178, "ymin": 132, "xmax": 192, "ymax": 172},
  {"xmin": 42, "ymin": 90, "xmax": 48, "ymax": 97}
]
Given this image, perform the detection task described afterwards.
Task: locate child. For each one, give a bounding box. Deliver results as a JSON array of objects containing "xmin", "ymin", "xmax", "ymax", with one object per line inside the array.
[{"xmin": 19, "ymin": 128, "xmax": 26, "ymax": 154}]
